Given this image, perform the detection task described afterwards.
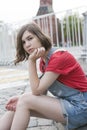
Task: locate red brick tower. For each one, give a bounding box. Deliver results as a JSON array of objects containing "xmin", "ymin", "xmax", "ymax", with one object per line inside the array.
[
  {"xmin": 37, "ymin": 0, "xmax": 54, "ymax": 15},
  {"xmin": 35, "ymin": 0, "xmax": 61, "ymax": 46}
]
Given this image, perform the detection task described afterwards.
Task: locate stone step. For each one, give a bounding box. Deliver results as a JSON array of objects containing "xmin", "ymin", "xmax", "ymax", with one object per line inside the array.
[
  {"xmin": 55, "ymin": 122, "xmax": 87, "ymax": 130},
  {"xmin": 74, "ymin": 124, "xmax": 87, "ymax": 130}
]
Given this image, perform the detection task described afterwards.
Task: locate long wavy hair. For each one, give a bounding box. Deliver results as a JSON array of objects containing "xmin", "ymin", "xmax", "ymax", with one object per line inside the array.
[{"xmin": 14, "ymin": 22, "xmax": 52, "ymax": 65}]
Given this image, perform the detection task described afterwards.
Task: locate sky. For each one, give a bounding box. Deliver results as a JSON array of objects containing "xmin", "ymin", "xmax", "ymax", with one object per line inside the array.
[{"xmin": 0, "ymin": 0, "xmax": 87, "ymax": 24}]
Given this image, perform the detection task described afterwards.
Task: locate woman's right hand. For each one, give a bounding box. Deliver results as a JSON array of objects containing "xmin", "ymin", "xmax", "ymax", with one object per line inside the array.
[
  {"xmin": 29, "ymin": 47, "xmax": 45, "ymax": 61},
  {"xmin": 5, "ymin": 96, "xmax": 19, "ymax": 111}
]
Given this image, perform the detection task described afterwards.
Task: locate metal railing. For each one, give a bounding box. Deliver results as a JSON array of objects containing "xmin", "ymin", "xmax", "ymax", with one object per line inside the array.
[{"xmin": 33, "ymin": 8, "xmax": 85, "ymax": 47}]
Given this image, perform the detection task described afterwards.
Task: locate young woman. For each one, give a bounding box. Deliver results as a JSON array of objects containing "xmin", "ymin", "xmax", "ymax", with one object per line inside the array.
[{"xmin": 0, "ymin": 22, "xmax": 87, "ymax": 130}]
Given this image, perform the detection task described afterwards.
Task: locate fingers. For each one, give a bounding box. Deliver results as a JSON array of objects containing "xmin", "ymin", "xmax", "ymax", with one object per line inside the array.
[
  {"xmin": 6, "ymin": 96, "xmax": 19, "ymax": 105},
  {"xmin": 6, "ymin": 99, "xmax": 14, "ymax": 105},
  {"xmin": 6, "ymin": 100, "xmax": 17, "ymax": 111},
  {"xmin": 37, "ymin": 47, "xmax": 45, "ymax": 54},
  {"xmin": 36, "ymin": 47, "xmax": 45, "ymax": 57},
  {"xmin": 6, "ymin": 104, "xmax": 16, "ymax": 111},
  {"xmin": 5, "ymin": 96, "xmax": 19, "ymax": 111},
  {"xmin": 29, "ymin": 47, "xmax": 45, "ymax": 61}
]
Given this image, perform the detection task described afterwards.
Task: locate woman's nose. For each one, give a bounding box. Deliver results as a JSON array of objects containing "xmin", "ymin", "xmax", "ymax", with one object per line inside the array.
[{"xmin": 25, "ymin": 41, "xmax": 31, "ymax": 47}]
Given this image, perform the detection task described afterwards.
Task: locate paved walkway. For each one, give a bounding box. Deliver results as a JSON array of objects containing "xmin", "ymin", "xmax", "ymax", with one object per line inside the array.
[{"xmin": 0, "ymin": 67, "xmax": 29, "ymax": 89}]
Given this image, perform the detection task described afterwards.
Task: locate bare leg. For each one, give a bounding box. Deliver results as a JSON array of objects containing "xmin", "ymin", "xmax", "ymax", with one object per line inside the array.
[
  {"xmin": 0, "ymin": 111, "xmax": 14, "ymax": 130},
  {"xmin": 10, "ymin": 93, "xmax": 66, "ymax": 130}
]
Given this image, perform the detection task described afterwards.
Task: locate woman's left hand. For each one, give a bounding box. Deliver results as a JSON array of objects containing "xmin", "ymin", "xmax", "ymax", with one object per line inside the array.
[
  {"xmin": 5, "ymin": 96, "xmax": 19, "ymax": 111},
  {"xmin": 29, "ymin": 47, "xmax": 45, "ymax": 61}
]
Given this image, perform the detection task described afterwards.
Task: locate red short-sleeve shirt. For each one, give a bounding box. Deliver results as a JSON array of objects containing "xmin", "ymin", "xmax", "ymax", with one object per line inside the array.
[{"xmin": 40, "ymin": 51, "xmax": 87, "ymax": 92}]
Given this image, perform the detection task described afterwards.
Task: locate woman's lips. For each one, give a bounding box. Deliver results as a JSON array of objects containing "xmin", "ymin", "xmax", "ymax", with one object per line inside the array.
[{"xmin": 28, "ymin": 48, "xmax": 34, "ymax": 53}]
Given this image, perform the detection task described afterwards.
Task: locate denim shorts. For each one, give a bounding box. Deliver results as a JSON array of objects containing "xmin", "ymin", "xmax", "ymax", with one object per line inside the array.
[
  {"xmin": 48, "ymin": 81, "xmax": 87, "ymax": 130},
  {"xmin": 60, "ymin": 92, "xmax": 87, "ymax": 130}
]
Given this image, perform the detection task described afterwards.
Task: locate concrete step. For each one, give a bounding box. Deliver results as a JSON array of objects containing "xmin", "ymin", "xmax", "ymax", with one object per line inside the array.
[
  {"xmin": 55, "ymin": 122, "xmax": 87, "ymax": 130},
  {"xmin": 74, "ymin": 124, "xmax": 87, "ymax": 130}
]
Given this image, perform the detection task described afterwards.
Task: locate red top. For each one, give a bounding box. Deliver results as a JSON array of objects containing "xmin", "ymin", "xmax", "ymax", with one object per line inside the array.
[{"xmin": 40, "ymin": 50, "xmax": 87, "ymax": 92}]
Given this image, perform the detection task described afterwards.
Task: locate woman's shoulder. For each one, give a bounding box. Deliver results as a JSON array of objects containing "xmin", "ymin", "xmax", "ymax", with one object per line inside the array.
[
  {"xmin": 47, "ymin": 47, "xmax": 67, "ymax": 58},
  {"xmin": 51, "ymin": 47, "xmax": 68, "ymax": 57}
]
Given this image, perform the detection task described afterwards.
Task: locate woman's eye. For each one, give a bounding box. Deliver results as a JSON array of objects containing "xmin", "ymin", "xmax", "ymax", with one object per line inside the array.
[
  {"xmin": 22, "ymin": 41, "xmax": 25, "ymax": 44},
  {"xmin": 27, "ymin": 37, "xmax": 33, "ymax": 41}
]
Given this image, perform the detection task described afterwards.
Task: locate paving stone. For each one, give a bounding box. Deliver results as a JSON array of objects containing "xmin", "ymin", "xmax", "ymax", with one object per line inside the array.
[
  {"xmin": 55, "ymin": 123, "xmax": 64, "ymax": 130},
  {"xmin": 28, "ymin": 118, "xmax": 38, "ymax": 128},
  {"xmin": 27, "ymin": 126, "xmax": 41, "ymax": 130},
  {"xmin": 37, "ymin": 118, "xmax": 53, "ymax": 126},
  {"xmin": 27, "ymin": 126, "xmax": 58, "ymax": 130},
  {"xmin": 40, "ymin": 126, "xmax": 58, "ymax": 130},
  {"xmin": 74, "ymin": 124, "xmax": 87, "ymax": 130}
]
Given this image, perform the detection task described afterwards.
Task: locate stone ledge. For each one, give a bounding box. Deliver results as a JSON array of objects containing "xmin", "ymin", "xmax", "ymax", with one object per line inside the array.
[
  {"xmin": 74, "ymin": 124, "xmax": 87, "ymax": 130},
  {"xmin": 55, "ymin": 122, "xmax": 87, "ymax": 130}
]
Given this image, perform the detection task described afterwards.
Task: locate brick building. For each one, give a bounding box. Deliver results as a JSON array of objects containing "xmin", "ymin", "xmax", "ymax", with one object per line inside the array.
[
  {"xmin": 37, "ymin": 0, "xmax": 53, "ymax": 15},
  {"xmin": 35, "ymin": 0, "xmax": 61, "ymax": 46}
]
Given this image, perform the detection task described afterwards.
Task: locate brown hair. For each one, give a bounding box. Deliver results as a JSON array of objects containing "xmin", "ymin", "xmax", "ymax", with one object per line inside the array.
[{"xmin": 14, "ymin": 22, "xmax": 52, "ymax": 64}]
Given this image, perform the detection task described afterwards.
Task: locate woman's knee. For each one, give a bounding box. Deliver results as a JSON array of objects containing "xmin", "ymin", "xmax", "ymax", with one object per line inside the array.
[{"xmin": 17, "ymin": 93, "xmax": 35, "ymax": 109}]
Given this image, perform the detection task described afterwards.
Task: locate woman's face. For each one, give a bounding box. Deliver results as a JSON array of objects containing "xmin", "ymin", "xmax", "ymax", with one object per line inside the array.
[{"xmin": 22, "ymin": 30, "xmax": 42, "ymax": 54}]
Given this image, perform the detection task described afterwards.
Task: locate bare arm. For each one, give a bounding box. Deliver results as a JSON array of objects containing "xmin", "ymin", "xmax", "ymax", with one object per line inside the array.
[{"xmin": 28, "ymin": 47, "xmax": 59, "ymax": 95}]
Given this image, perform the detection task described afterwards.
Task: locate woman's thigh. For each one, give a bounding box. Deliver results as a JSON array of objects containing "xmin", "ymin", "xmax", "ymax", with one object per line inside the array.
[{"xmin": 20, "ymin": 93, "xmax": 66, "ymax": 123}]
